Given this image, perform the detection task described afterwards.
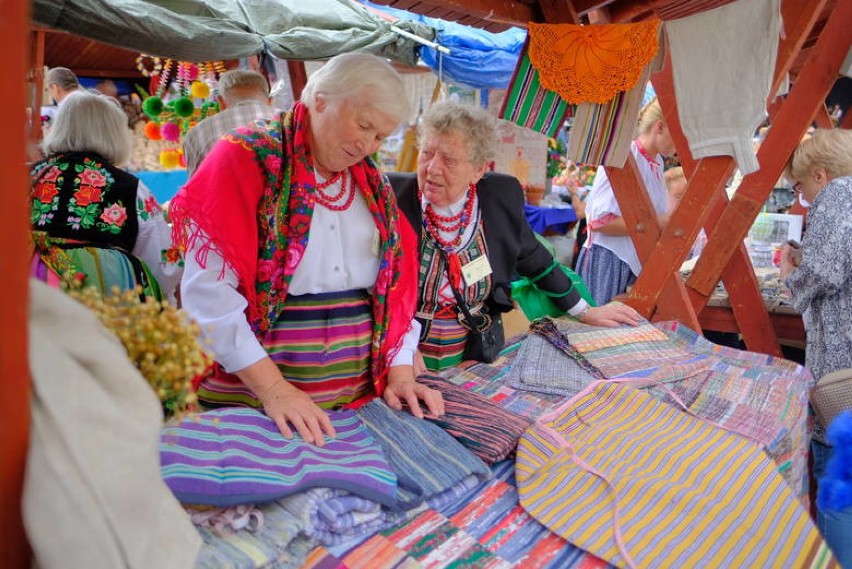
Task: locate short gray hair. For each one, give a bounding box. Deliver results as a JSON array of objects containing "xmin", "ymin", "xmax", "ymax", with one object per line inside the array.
[
  {"xmin": 786, "ymin": 128, "xmax": 852, "ymax": 181},
  {"xmin": 418, "ymin": 100, "xmax": 497, "ymax": 166},
  {"xmin": 45, "ymin": 67, "xmax": 80, "ymax": 91},
  {"xmin": 218, "ymin": 69, "xmax": 270, "ymax": 106},
  {"xmin": 42, "ymin": 92, "xmax": 133, "ymax": 166},
  {"xmin": 300, "ymin": 52, "xmax": 411, "ymax": 125}
]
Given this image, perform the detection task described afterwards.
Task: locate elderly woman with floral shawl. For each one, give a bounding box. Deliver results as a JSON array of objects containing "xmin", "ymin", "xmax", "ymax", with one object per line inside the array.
[{"xmin": 171, "ymin": 53, "xmax": 444, "ymax": 447}]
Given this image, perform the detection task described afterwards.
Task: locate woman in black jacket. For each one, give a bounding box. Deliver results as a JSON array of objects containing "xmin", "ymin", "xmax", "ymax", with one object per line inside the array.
[{"xmin": 390, "ymin": 100, "xmax": 639, "ymax": 372}]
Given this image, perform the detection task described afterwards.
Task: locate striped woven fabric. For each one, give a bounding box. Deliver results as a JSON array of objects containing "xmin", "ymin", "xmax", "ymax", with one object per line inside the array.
[
  {"xmin": 499, "ymin": 38, "xmax": 571, "ymax": 138},
  {"xmin": 160, "ymin": 407, "xmax": 398, "ymax": 508},
  {"xmin": 419, "ymin": 316, "xmax": 468, "ymax": 372},
  {"xmin": 356, "ymin": 400, "xmax": 492, "ymax": 510},
  {"xmin": 197, "ymin": 290, "xmax": 373, "ymax": 410},
  {"xmin": 565, "ymin": 42, "xmax": 662, "ymax": 168},
  {"xmin": 516, "ymin": 382, "xmax": 835, "ymax": 569},
  {"xmin": 301, "ymin": 547, "xmax": 353, "ymax": 569},
  {"xmin": 533, "ymin": 317, "xmax": 813, "ymax": 497},
  {"xmin": 413, "ymin": 374, "xmax": 533, "ymax": 464}
]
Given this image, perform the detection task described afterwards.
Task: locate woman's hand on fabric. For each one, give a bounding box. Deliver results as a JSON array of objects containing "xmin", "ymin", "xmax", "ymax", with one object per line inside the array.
[
  {"xmin": 257, "ymin": 380, "xmax": 337, "ymax": 447},
  {"xmin": 384, "ymin": 365, "xmax": 445, "ymax": 419},
  {"xmin": 579, "ymin": 301, "xmax": 642, "ymax": 327}
]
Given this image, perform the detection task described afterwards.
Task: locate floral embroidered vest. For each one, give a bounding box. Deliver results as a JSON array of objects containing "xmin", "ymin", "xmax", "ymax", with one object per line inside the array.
[{"xmin": 30, "ymin": 152, "xmax": 140, "ymax": 253}]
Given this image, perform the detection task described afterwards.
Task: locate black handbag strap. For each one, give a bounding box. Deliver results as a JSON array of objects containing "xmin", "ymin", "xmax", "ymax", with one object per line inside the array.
[{"xmin": 438, "ymin": 248, "xmax": 486, "ymax": 333}]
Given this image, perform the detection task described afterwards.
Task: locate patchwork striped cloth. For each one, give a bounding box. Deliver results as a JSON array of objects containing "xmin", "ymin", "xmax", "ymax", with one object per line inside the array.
[
  {"xmin": 160, "ymin": 407, "xmax": 398, "ymax": 508},
  {"xmin": 342, "ymin": 473, "xmax": 610, "ymax": 569},
  {"xmin": 499, "ymin": 37, "xmax": 571, "ymax": 138},
  {"xmin": 565, "ymin": 35, "xmax": 664, "ymax": 168},
  {"xmin": 193, "ymin": 502, "xmax": 317, "ymax": 569},
  {"xmin": 411, "ymin": 374, "xmax": 533, "ymax": 464},
  {"xmin": 535, "ymin": 318, "xmax": 713, "ymax": 385},
  {"xmin": 516, "ymin": 382, "xmax": 835, "ymax": 569},
  {"xmin": 356, "ymin": 399, "xmax": 492, "ymax": 510}
]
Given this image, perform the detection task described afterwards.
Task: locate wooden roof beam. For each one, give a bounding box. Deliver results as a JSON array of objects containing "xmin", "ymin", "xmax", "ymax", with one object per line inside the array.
[
  {"xmin": 570, "ymin": 0, "xmax": 618, "ymax": 16},
  {"xmin": 401, "ymin": 0, "xmax": 538, "ymax": 28},
  {"xmin": 538, "ymin": 0, "xmax": 581, "ymax": 24}
]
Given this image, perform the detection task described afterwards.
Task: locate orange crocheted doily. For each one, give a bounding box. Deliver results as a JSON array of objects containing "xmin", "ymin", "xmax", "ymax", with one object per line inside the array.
[{"xmin": 528, "ymin": 21, "xmax": 660, "ymax": 105}]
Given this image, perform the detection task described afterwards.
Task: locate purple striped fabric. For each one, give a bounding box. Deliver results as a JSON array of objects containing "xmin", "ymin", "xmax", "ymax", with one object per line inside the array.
[
  {"xmin": 413, "ymin": 374, "xmax": 533, "ymax": 464},
  {"xmin": 160, "ymin": 407, "xmax": 398, "ymax": 508}
]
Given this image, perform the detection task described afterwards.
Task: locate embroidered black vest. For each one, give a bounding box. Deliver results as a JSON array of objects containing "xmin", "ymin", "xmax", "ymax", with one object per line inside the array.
[{"xmin": 30, "ymin": 152, "xmax": 140, "ymax": 253}]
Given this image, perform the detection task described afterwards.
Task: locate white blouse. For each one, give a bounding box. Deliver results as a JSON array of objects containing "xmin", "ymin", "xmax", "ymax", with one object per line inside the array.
[
  {"xmin": 133, "ymin": 181, "xmax": 182, "ymax": 303},
  {"xmin": 181, "ymin": 179, "xmax": 420, "ymax": 373}
]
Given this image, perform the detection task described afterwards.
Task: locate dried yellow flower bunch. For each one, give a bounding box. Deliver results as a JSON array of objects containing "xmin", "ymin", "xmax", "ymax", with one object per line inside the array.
[{"xmin": 68, "ymin": 285, "xmax": 212, "ymax": 416}]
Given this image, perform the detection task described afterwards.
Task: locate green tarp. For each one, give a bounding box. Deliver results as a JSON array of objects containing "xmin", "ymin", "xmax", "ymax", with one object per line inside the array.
[{"xmin": 32, "ymin": 0, "xmax": 434, "ymax": 66}]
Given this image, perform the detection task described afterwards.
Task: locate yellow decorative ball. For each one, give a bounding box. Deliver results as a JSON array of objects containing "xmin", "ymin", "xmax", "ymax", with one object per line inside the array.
[
  {"xmin": 190, "ymin": 81, "xmax": 211, "ymax": 99},
  {"xmin": 159, "ymin": 149, "xmax": 182, "ymax": 169}
]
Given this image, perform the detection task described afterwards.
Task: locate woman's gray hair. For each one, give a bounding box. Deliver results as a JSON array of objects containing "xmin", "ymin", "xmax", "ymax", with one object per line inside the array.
[
  {"xmin": 42, "ymin": 92, "xmax": 133, "ymax": 166},
  {"xmin": 300, "ymin": 52, "xmax": 411, "ymax": 125},
  {"xmin": 218, "ymin": 69, "xmax": 270, "ymax": 106},
  {"xmin": 418, "ymin": 100, "xmax": 497, "ymax": 167}
]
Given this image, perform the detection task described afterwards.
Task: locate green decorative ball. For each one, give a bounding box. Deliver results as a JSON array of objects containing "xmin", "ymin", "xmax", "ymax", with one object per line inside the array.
[
  {"xmin": 141, "ymin": 96, "xmax": 164, "ymax": 118},
  {"xmin": 172, "ymin": 97, "xmax": 196, "ymax": 118}
]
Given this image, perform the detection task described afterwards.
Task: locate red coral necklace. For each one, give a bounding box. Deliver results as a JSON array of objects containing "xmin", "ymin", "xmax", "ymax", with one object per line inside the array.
[{"xmin": 314, "ymin": 169, "xmax": 355, "ymax": 211}]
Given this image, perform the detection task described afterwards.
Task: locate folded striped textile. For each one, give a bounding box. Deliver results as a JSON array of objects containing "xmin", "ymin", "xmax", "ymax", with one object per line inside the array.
[
  {"xmin": 411, "ymin": 374, "xmax": 533, "ymax": 464},
  {"xmin": 516, "ymin": 382, "xmax": 835, "ymax": 569},
  {"xmin": 193, "ymin": 501, "xmax": 317, "ymax": 569},
  {"xmin": 499, "ymin": 37, "xmax": 571, "ymax": 138},
  {"xmin": 504, "ymin": 333, "xmax": 597, "ymax": 398},
  {"xmin": 160, "ymin": 407, "xmax": 398, "ymax": 508},
  {"xmin": 278, "ymin": 488, "xmax": 425, "ymax": 547},
  {"xmin": 300, "ymin": 547, "xmax": 354, "ymax": 569},
  {"xmin": 356, "ymin": 399, "xmax": 493, "ymax": 510}
]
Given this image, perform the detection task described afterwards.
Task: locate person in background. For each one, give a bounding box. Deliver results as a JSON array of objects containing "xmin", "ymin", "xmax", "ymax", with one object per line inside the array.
[
  {"xmin": 779, "ymin": 128, "xmax": 852, "ymax": 567},
  {"xmin": 665, "ymin": 166, "xmax": 706, "ymax": 260},
  {"xmin": 45, "ymin": 67, "xmax": 81, "ymax": 106},
  {"xmin": 182, "ymin": 69, "xmax": 278, "ymax": 176},
  {"xmin": 30, "ymin": 92, "xmax": 182, "ymax": 302},
  {"xmin": 390, "ymin": 100, "xmax": 641, "ymax": 372},
  {"xmin": 171, "ymin": 53, "xmax": 444, "ymax": 447},
  {"xmin": 576, "ymin": 97, "xmax": 676, "ymax": 305}
]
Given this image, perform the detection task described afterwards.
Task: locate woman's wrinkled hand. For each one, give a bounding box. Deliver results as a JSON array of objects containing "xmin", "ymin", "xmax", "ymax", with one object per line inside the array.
[
  {"xmin": 257, "ymin": 380, "xmax": 336, "ymax": 446},
  {"xmin": 579, "ymin": 301, "xmax": 643, "ymax": 327},
  {"xmin": 383, "ymin": 365, "xmax": 445, "ymax": 419},
  {"xmin": 779, "ymin": 243, "xmax": 802, "ymax": 279}
]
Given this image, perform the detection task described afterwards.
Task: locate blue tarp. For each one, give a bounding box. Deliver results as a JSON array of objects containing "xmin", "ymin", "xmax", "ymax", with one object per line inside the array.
[{"xmin": 361, "ymin": 1, "xmax": 526, "ymax": 90}]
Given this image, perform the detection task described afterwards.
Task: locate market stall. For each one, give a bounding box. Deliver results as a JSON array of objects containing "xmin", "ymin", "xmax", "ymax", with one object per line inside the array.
[{"xmin": 6, "ymin": 0, "xmax": 851, "ymax": 567}]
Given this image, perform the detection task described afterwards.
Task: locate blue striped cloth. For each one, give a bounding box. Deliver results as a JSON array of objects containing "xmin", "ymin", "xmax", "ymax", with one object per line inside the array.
[
  {"xmin": 356, "ymin": 400, "xmax": 493, "ymax": 510},
  {"xmin": 160, "ymin": 407, "xmax": 398, "ymax": 507}
]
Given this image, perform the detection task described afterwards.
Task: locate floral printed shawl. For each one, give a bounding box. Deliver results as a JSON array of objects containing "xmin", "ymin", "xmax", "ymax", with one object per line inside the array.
[{"xmin": 171, "ymin": 102, "xmax": 418, "ymax": 394}]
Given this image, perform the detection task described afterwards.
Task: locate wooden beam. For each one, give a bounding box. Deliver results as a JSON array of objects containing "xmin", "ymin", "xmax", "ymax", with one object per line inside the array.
[
  {"xmin": 687, "ymin": 0, "xmax": 852, "ymax": 300},
  {"xmin": 604, "ymin": 156, "xmax": 701, "ymax": 331},
  {"xmin": 386, "ymin": 0, "xmax": 538, "ymax": 28},
  {"xmin": 813, "ymin": 103, "xmax": 834, "ymax": 128},
  {"xmin": 538, "ymin": 0, "xmax": 580, "ymax": 24},
  {"xmin": 571, "ymin": 0, "xmax": 618, "ymax": 16},
  {"xmin": 1, "ymin": 0, "xmax": 32, "ymax": 565},
  {"xmin": 607, "ymin": 0, "xmax": 668, "ymax": 22},
  {"xmin": 286, "ymin": 60, "xmax": 308, "ymax": 102},
  {"xmin": 771, "ymin": 0, "xmax": 828, "ymax": 99},
  {"xmin": 843, "ymin": 107, "xmax": 852, "ymax": 129},
  {"xmin": 29, "ymin": 30, "xmax": 45, "ymax": 148}
]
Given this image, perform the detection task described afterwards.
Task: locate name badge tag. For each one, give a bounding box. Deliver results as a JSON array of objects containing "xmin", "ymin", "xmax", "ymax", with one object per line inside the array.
[
  {"xmin": 462, "ymin": 254, "xmax": 492, "ymax": 286},
  {"xmin": 371, "ymin": 230, "xmax": 381, "ymax": 257}
]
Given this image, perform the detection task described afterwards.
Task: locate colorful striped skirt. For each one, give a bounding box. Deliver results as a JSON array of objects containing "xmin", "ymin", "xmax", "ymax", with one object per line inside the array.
[
  {"xmin": 197, "ymin": 290, "xmax": 373, "ymax": 410},
  {"xmin": 29, "ymin": 245, "xmax": 163, "ymax": 300},
  {"xmin": 419, "ymin": 314, "xmax": 469, "ymax": 372}
]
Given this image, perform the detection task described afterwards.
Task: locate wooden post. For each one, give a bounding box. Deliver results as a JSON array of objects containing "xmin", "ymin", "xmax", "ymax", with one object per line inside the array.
[
  {"xmin": 29, "ymin": 29, "xmax": 45, "ymax": 147},
  {"xmin": 286, "ymin": 60, "xmax": 308, "ymax": 102},
  {"xmin": 1, "ymin": 0, "xmax": 32, "ymax": 566}
]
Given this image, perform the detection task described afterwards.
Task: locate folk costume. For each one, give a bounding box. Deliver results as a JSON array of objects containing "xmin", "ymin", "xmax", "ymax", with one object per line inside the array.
[
  {"xmin": 391, "ymin": 172, "xmax": 586, "ymax": 371},
  {"xmin": 171, "ymin": 102, "xmax": 419, "ymax": 409}
]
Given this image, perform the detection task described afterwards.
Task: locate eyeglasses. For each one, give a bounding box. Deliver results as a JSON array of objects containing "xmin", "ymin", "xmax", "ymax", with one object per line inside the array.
[{"xmin": 792, "ymin": 182, "xmax": 803, "ymax": 194}]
